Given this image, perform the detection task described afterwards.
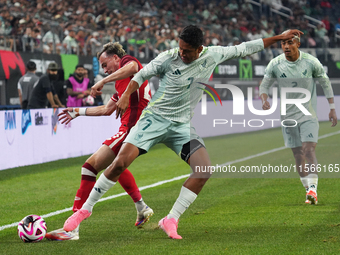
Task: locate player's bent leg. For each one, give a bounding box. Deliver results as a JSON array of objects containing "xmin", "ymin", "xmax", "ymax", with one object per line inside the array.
[
  {"xmin": 185, "ymin": 146, "xmax": 212, "ymax": 193},
  {"xmin": 159, "ymin": 146, "xmax": 212, "ymax": 239},
  {"xmin": 47, "ymin": 145, "xmax": 116, "ymax": 240},
  {"xmin": 104, "ymin": 142, "xmax": 140, "ymax": 181},
  {"xmin": 73, "ymin": 145, "xmax": 116, "ymax": 212},
  {"xmin": 64, "ymin": 143, "xmax": 141, "ymax": 232}
]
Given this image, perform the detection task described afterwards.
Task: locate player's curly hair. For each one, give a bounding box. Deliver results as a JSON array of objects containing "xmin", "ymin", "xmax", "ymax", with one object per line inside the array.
[
  {"xmin": 97, "ymin": 42, "xmax": 127, "ymax": 59},
  {"xmin": 179, "ymin": 25, "xmax": 203, "ymax": 49}
]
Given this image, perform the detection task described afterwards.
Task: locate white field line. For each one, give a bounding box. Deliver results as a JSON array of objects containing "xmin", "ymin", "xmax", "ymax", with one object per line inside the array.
[{"xmin": 1, "ymin": 130, "xmax": 339, "ymax": 232}]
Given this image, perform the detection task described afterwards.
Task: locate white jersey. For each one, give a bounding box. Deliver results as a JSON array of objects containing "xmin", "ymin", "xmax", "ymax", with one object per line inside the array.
[
  {"xmin": 260, "ymin": 51, "xmax": 334, "ymax": 123},
  {"xmin": 133, "ymin": 39, "xmax": 264, "ymax": 123}
]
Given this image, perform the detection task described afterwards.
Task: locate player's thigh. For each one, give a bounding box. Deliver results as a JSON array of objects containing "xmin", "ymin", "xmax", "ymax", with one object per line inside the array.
[
  {"xmin": 103, "ymin": 130, "xmax": 129, "ymax": 155},
  {"xmin": 124, "ymin": 112, "xmax": 170, "ymax": 153},
  {"xmin": 86, "ymin": 144, "xmax": 116, "ymax": 172},
  {"xmin": 300, "ymin": 119, "xmax": 319, "ymax": 143},
  {"xmin": 88, "ymin": 130, "xmax": 128, "ymax": 170},
  {"xmin": 281, "ymin": 124, "xmax": 302, "ymax": 148},
  {"xmin": 165, "ymin": 124, "xmax": 206, "ymax": 159}
]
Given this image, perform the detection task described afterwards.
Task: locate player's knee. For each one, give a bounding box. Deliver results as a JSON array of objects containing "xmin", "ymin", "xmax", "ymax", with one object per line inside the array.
[
  {"xmin": 112, "ymin": 156, "xmax": 130, "ymax": 173},
  {"xmin": 303, "ymin": 147, "xmax": 315, "ymax": 159}
]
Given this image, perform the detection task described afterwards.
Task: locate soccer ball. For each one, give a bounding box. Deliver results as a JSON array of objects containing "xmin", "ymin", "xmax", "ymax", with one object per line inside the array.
[
  {"xmin": 82, "ymin": 95, "xmax": 95, "ymax": 106},
  {"xmin": 17, "ymin": 215, "xmax": 47, "ymax": 243}
]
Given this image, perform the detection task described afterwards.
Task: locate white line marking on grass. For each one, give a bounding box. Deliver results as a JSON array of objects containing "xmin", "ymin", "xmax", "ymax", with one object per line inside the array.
[{"xmin": 1, "ymin": 130, "xmax": 339, "ymax": 232}]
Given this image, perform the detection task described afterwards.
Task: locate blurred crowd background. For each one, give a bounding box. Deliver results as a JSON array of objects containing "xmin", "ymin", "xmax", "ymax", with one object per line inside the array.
[{"xmin": 0, "ymin": 0, "xmax": 340, "ymax": 60}]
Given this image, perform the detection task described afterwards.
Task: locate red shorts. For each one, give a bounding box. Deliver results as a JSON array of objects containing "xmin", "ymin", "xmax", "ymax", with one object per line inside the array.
[{"xmin": 102, "ymin": 126, "xmax": 129, "ymax": 155}]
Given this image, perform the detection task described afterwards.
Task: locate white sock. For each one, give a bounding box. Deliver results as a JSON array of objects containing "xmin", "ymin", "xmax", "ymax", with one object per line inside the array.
[
  {"xmin": 135, "ymin": 198, "xmax": 146, "ymax": 212},
  {"xmin": 82, "ymin": 173, "xmax": 116, "ymax": 212},
  {"xmin": 307, "ymin": 173, "xmax": 318, "ymax": 191},
  {"xmin": 168, "ymin": 186, "xmax": 197, "ymax": 221},
  {"xmin": 300, "ymin": 176, "xmax": 309, "ymax": 192}
]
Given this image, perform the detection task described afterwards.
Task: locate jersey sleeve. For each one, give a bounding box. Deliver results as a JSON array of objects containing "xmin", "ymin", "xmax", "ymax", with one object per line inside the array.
[
  {"xmin": 111, "ymin": 92, "xmax": 119, "ymax": 102},
  {"xmin": 120, "ymin": 55, "xmax": 139, "ymax": 70},
  {"xmin": 259, "ymin": 60, "xmax": 276, "ymax": 96},
  {"xmin": 312, "ymin": 58, "xmax": 334, "ymax": 98},
  {"xmin": 132, "ymin": 50, "xmax": 171, "ymax": 87},
  {"xmin": 66, "ymin": 79, "xmax": 72, "ymax": 89},
  {"xmin": 208, "ymin": 39, "xmax": 264, "ymax": 65}
]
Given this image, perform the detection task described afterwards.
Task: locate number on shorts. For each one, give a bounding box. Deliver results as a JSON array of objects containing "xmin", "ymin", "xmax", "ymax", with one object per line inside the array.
[{"xmin": 142, "ymin": 119, "xmax": 152, "ymax": 130}]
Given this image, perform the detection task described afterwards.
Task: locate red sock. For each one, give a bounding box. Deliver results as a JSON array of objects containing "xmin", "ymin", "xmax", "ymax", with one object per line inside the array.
[
  {"xmin": 73, "ymin": 162, "xmax": 97, "ymax": 212},
  {"xmin": 118, "ymin": 169, "xmax": 142, "ymax": 202}
]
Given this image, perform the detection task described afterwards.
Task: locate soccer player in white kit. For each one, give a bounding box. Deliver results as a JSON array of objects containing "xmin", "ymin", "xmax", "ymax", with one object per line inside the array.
[
  {"xmin": 64, "ymin": 25, "xmax": 303, "ymax": 239},
  {"xmin": 260, "ymin": 34, "xmax": 337, "ymax": 205}
]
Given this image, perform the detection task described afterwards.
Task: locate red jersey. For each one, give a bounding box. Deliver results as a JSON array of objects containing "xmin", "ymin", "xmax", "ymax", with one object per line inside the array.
[{"xmin": 111, "ymin": 55, "xmax": 151, "ymax": 130}]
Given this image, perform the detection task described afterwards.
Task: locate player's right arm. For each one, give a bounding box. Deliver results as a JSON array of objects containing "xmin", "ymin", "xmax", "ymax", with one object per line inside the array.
[
  {"xmin": 91, "ymin": 61, "xmax": 139, "ymax": 97},
  {"xmin": 259, "ymin": 60, "xmax": 276, "ymax": 110},
  {"xmin": 58, "ymin": 98, "xmax": 117, "ymax": 125}
]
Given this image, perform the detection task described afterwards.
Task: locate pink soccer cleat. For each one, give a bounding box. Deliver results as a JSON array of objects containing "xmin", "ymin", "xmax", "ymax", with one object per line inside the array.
[
  {"xmin": 63, "ymin": 209, "xmax": 91, "ymax": 232},
  {"xmin": 158, "ymin": 216, "xmax": 182, "ymax": 239}
]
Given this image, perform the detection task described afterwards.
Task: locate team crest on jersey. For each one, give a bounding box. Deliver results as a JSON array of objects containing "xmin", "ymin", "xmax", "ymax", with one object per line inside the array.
[{"xmin": 302, "ymin": 69, "xmax": 307, "ymax": 76}]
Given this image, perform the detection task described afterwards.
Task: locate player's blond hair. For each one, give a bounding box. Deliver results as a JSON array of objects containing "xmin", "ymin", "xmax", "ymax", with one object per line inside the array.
[{"xmin": 97, "ymin": 42, "xmax": 126, "ymax": 59}]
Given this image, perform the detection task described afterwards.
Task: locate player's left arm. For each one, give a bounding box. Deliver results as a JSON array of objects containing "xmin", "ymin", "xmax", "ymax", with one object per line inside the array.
[
  {"xmin": 91, "ymin": 61, "xmax": 139, "ymax": 97},
  {"xmin": 210, "ymin": 29, "xmax": 303, "ymax": 64},
  {"xmin": 262, "ymin": 29, "xmax": 303, "ymax": 48},
  {"xmin": 327, "ymin": 97, "xmax": 337, "ymax": 127},
  {"xmin": 313, "ymin": 59, "xmax": 337, "ymax": 127}
]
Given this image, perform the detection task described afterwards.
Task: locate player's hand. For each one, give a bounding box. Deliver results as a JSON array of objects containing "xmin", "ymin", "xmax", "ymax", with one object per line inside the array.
[
  {"xmin": 91, "ymin": 80, "xmax": 104, "ymax": 98},
  {"xmin": 262, "ymin": 100, "xmax": 271, "ymax": 110},
  {"xmin": 281, "ymin": 29, "xmax": 304, "ymax": 40},
  {"xmin": 116, "ymin": 93, "xmax": 129, "ymax": 119},
  {"xmin": 51, "ymin": 104, "xmax": 59, "ymax": 108},
  {"xmin": 58, "ymin": 107, "xmax": 78, "ymax": 125},
  {"xmin": 329, "ymin": 109, "xmax": 337, "ymax": 127}
]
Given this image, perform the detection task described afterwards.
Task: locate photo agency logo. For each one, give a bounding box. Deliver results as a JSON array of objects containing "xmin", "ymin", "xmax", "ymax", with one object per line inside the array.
[{"xmin": 200, "ymin": 83, "xmax": 312, "ymax": 128}]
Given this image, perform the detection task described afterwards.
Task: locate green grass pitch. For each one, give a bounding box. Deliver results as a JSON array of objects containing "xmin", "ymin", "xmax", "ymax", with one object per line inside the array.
[{"xmin": 0, "ymin": 122, "xmax": 339, "ymax": 254}]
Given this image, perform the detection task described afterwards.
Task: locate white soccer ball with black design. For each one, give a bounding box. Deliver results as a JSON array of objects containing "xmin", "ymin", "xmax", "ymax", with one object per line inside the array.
[{"xmin": 17, "ymin": 215, "xmax": 47, "ymax": 243}]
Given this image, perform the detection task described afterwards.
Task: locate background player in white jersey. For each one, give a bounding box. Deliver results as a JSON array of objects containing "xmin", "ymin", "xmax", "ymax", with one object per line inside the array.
[
  {"xmin": 259, "ymin": 34, "xmax": 337, "ymax": 205},
  {"xmin": 63, "ymin": 25, "xmax": 303, "ymax": 239}
]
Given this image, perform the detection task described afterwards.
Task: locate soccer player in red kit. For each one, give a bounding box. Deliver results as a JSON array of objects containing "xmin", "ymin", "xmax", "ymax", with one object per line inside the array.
[{"xmin": 45, "ymin": 42, "xmax": 152, "ymax": 241}]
